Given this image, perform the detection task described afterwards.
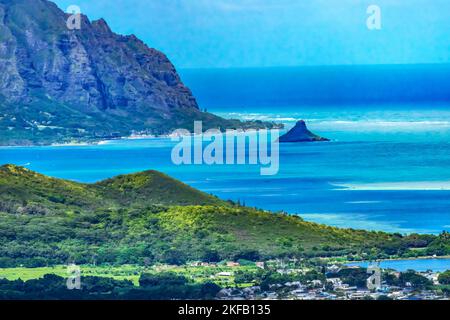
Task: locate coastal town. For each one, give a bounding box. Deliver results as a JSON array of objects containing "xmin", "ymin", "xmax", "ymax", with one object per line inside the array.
[{"xmin": 185, "ymin": 259, "xmax": 450, "ymax": 301}]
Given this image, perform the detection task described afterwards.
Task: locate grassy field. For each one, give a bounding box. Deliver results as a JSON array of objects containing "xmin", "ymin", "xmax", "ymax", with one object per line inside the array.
[{"xmin": 0, "ymin": 264, "xmax": 261, "ymax": 287}]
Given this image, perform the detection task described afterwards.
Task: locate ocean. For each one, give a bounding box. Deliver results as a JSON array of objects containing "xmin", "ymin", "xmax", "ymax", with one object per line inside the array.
[
  {"xmin": 1, "ymin": 65, "xmax": 450, "ymax": 236},
  {"xmin": 348, "ymin": 258, "xmax": 450, "ymax": 273}
]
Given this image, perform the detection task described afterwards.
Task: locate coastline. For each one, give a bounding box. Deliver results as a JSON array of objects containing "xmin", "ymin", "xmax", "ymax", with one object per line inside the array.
[
  {"xmin": 0, "ymin": 125, "xmax": 288, "ymax": 148},
  {"xmin": 0, "ymin": 135, "xmax": 164, "ymax": 148},
  {"xmin": 1, "ymin": 114, "xmax": 449, "ymax": 237}
]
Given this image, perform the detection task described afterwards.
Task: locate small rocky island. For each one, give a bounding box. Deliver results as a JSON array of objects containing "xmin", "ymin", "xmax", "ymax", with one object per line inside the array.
[{"xmin": 279, "ymin": 120, "xmax": 330, "ymax": 143}]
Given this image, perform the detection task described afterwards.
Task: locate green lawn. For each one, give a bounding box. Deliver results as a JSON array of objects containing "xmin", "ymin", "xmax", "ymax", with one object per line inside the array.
[
  {"xmin": 0, "ymin": 265, "xmax": 142, "ymax": 285},
  {"xmin": 0, "ymin": 264, "xmax": 260, "ymax": 287}
]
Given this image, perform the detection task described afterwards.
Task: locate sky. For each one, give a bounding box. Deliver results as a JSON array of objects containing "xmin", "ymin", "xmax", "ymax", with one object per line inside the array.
[{"xmin": 53, "ymin": 0, "xmax": 450, "ymax": 69}]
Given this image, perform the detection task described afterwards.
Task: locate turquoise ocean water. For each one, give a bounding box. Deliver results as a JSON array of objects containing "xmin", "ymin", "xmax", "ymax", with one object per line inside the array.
[
  {"xmin": 2, "ymin": 105, "xmax": 450, "ymax": 236},
  {"xmin": 348, "ymin": 258, "xmax": 450, "ymax": 272},
  {"xmin": 1, "ymin": 66, "xmax": 450, "ymax": 238}
]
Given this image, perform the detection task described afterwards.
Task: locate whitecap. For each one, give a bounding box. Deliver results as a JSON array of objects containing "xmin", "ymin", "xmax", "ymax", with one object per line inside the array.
[
  {"xmin": 299, "ymin": 213, "xmax": 428, "ymax": 234},
  {"xmin": 333, "ymin": 181, "xmax": 450, "ymax": 191},
  {"xmin": 345, "ymin": 201, "xmax": 383, "ymax": 204}
]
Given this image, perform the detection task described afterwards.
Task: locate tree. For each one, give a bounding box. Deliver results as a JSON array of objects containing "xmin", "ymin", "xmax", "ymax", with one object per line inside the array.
[
  {"xmin": 200, "ymin": 282, "xmax": 221, "ymax": 299},
  {"xmin": 438, "ymin": 270, "xmax": 450, "ymax": 285},
  {"xmin": 234, "ymin": 250, "xmax": 260, "ymax": 262},
  {"xmin": 337, "ymin": 268, "xmax": 368, "ymax": 288},
  {"xmin": 162, "ymin": 250, "xmax": 187, "ymax": 266},
  {"xmin": 139, "ymin": 273, "xmax": 188, "ymax": 287},
  {"xmin": 398, "ymin": 271, "xmax": 433, "ymax": 290},
  {"xmin": 202, "ymin": 250, "xmax": 221, "ymax": 263}
]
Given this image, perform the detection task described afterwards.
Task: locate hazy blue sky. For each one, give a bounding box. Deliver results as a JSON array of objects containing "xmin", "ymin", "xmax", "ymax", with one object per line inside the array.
[{"xmin": 53, "ymin": 0, "xmax": 450, "ymax": 68}]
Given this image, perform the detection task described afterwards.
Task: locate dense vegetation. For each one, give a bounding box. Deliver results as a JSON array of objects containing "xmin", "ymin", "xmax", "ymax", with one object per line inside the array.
[
  {"xmin": 0, "ymin": 272, "xmax": 221, "ymax": 300},
  {"xmin": 0, "ymin": 99, "xmax": 282, "ymax": 146},
  {"xmin": 1, "ymin": 266, "xmax": 447, "ymax": 300},
  {"xmin": 0, "ymin": 165, "xmax": 449, "ymax": 268},
  {"xmin": 438, "ymin": 270, "xmax": 450, "ymax": 285}
]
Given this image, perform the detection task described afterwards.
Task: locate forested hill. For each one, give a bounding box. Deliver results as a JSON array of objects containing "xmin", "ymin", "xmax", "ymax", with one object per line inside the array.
[
  {"xmin": 0, "ymin": 0, "xmax": 278, "ymax": 146},
  {"xmin": 0, "ymin": 164, "xmax": 221, "ymax": 209},
  {"xmin": 0, "ymin": 165, "xmax": 448, "ymax": 267}
]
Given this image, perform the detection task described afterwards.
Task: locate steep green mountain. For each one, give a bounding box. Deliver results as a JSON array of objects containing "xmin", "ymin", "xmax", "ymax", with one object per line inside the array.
[
  {"xmin": 0, "ymin": 0, "xmax": 279, "ymax": 146},
  {"xmin": 0, "ymin": 165, "xmax": 448, "ymax": 267},
  {"xmin": 0, "ymin": 164, "xmax": 220, "ymax": 211}
]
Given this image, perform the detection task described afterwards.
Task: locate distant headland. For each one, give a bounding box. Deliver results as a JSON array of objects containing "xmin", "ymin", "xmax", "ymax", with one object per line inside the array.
[{"xmin": 279, "ymin": 120, "xmax": 330, "ymax": 143}]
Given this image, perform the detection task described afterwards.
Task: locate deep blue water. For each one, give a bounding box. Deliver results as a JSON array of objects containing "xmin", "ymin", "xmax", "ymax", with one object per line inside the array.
[
  {"xmin": 1, "ymin": 67, "xmax": 450, "ymax": 236},
  {"xmin": 180, "ymin": 65, "xmax": 450, "ymax": 108}
]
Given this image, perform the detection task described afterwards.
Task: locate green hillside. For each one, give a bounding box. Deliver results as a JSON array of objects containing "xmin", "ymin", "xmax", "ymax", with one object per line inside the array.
[
  {"xmin": 0, "ymin": 165, "xmax": 448, "ymax": 267},
  {"xmin": 0, "ymin": 164, "xmax": 220, "ymax": 211}
]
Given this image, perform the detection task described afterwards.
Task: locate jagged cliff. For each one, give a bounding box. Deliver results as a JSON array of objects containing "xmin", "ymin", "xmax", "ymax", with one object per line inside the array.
[{"xmin": 0, "ymin": 0, "xmax": 270, "ymax": 145}]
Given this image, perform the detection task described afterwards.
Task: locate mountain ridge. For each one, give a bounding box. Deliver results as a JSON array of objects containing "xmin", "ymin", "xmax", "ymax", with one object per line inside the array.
[
  {"xmin": 0, "ymin": 164, "xmax": 221, "ymax": 209},
  {"xmin": 0, "ymin": 0, "xmax": 280, "ymax": 146}
]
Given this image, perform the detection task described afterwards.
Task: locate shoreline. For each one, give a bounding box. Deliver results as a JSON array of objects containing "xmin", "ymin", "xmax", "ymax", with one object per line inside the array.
[
  {"xmin": 0, "ymin": 127, "xmax": 288, "ymax": 148},
  {"xmin": 0, "ymin": 136, "xmax": 164, "ymax": 148}
]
